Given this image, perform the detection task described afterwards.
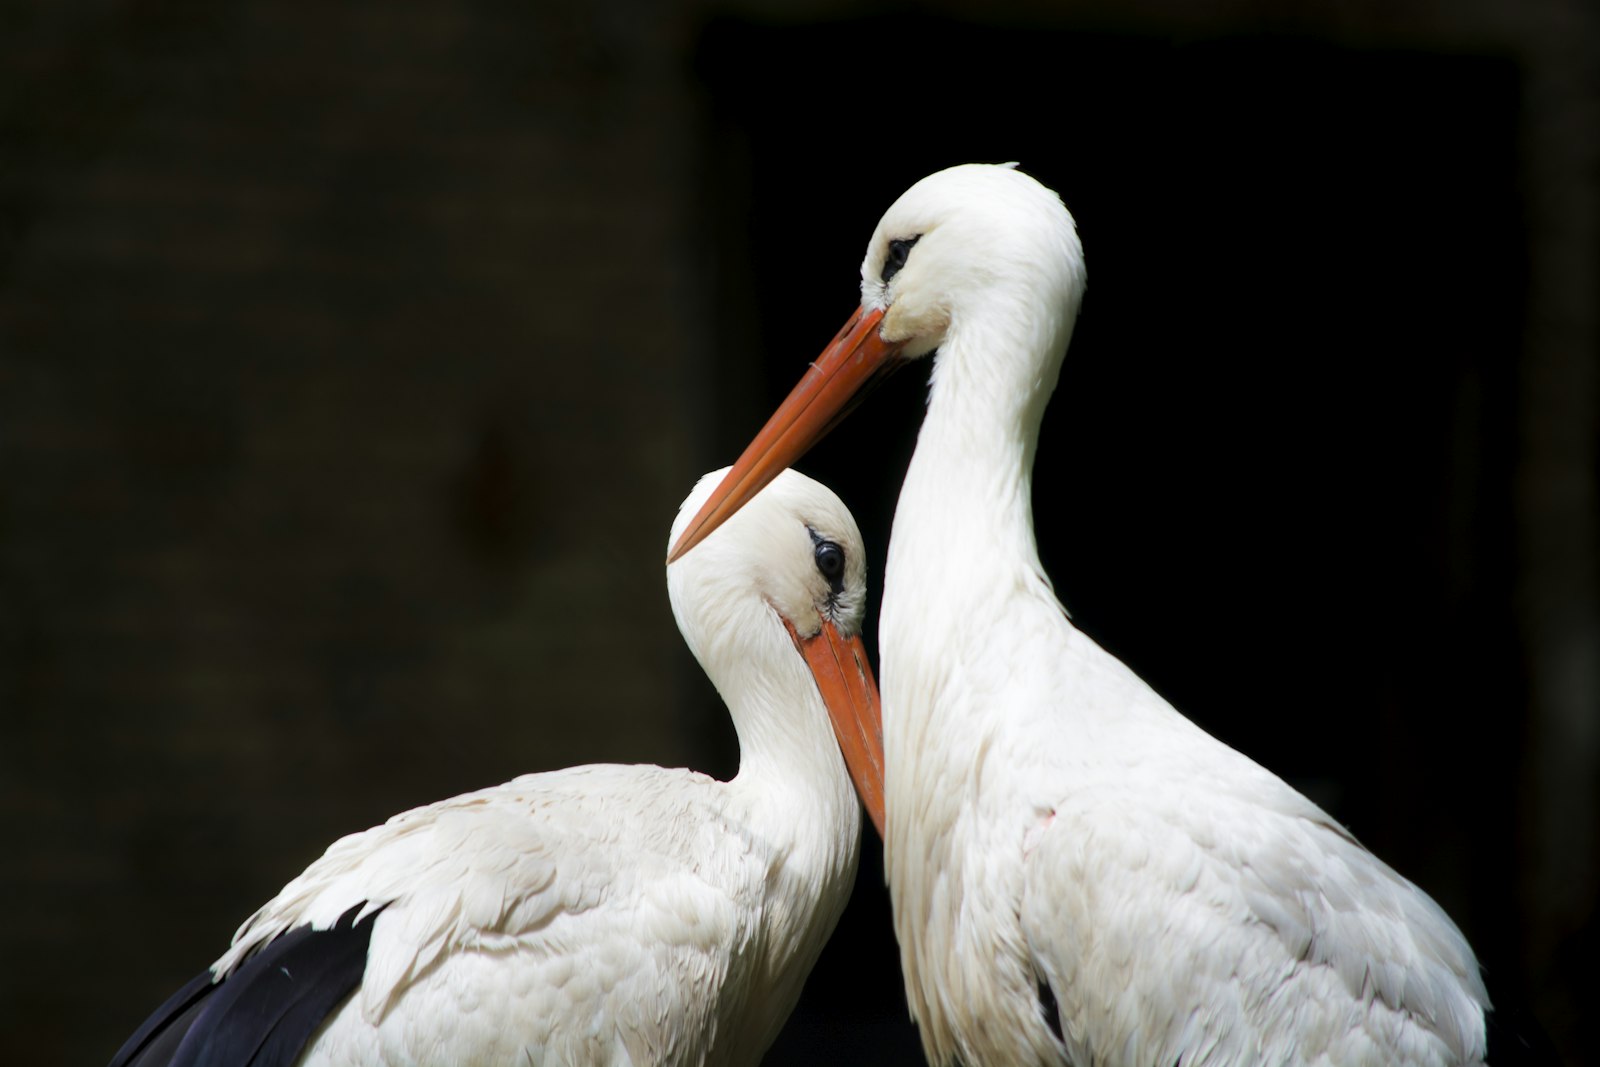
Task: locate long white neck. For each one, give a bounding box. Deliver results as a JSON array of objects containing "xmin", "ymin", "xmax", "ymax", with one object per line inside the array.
[
  {"xmin": 724, "ymin": 633, "xmax": 858, "ymax": 834},
  {"xmin": 712, "ymin": 610, "xmax": 862, "ymax": 1039},
  {"xmin": 884, "ymin": 287, "xmax": 1078, "ymax": 648}
]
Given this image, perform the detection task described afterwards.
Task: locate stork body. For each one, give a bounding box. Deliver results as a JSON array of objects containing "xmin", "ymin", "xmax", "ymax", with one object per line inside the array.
[
  {"xmin": 112, "ymin": 468, "xmax": 884, "ymax": 1067},
  {"xmin": 670, "ymin": 164, "xmax": 1492, "ymax": 1067}
]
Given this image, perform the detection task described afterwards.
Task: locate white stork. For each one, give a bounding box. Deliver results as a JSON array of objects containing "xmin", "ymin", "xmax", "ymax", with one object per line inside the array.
[
  {"xmin": 669, "ymin": 164, "xmax": 1505, "ymax": 1066},
  {"xmin": 111, "ymin": 467, "xmax": 885, "ymax": 1067}
]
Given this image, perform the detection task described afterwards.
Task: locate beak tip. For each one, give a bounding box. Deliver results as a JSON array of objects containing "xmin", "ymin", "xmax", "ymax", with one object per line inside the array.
[
  {"xmin": 666, "ymin": 529, "xmax": 699, "ymax": 565},
  {"xmin": 669, "ymin": 304, "xmax": 897, "ymax": 569}
]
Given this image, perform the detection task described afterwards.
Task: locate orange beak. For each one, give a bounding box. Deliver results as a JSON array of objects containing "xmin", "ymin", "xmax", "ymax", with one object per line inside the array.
[
  {"xmin": 667, "ymin": 305, "xmax": 907, "ymax": 564},
  {"xmin": 785, "ymin": 616, "xmax": 885, "ymax": 837}
]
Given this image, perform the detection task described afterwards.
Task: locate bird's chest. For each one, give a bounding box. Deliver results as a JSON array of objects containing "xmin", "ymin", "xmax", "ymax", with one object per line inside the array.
[
  {"xmin": 880, "ymin": 616, "xmax": 1081, "ymax": 1066},
  {"xmin": 884, "ymin": 706, "xmax": 1062, "ymax": 1065},
  {"xmin": 892, "ymin": 794, "xmax": 1068, "ymax": 1067}
]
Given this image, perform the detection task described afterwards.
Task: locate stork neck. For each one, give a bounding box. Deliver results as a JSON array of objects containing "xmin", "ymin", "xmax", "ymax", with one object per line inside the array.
[
  {"xmin": 717, "ymin": 626, "xmax": 859, "ymax": 843},
  {"xmin": 729, "ymin": 679, "xmax": 852, "ymax": 800},
  {"xmin": 888, "ymin": 307, "xmax": 1066, "ymax": 607}
]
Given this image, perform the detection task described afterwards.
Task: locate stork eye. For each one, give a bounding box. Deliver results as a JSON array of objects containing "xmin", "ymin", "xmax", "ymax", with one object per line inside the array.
[
  {"xmin": 813, "ymin": 540, "xmax": 845, "ymax": 588},
  {"xmin": 882, "ymin": 236, "xmax": 920, "ymax": 285}
]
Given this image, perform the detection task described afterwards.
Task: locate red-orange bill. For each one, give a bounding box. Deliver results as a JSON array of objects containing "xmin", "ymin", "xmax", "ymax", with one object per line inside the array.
[
  {"xmin": 786, "ymin": 616, "xmax": 885, "ymax": 837},
  {"xmin": 666, "ymin": 305, "xmax": 907, "ymax": 564}
]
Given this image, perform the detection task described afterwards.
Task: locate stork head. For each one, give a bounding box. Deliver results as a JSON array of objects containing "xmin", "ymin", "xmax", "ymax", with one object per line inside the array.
[
  {"xmin": 668, "ymin": 162, "xmax": 1082, "ymax": 564},
  {"xmin": 862, "ymin": 162, "xmax": 1083, "ymax": 361},
  {"xmin": 667, "ymin": 468, "xmax": 884, "ymax": 835}
]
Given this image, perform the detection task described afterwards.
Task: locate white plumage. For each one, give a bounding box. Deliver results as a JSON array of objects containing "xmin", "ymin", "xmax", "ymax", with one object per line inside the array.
[
  {"xmin": 113, "ymin": 467, "xmax": 882, "ymax": 1067},
  {"xmin": 670, "ymin": 163, "xmax": 1491, "ymax": 1067}
]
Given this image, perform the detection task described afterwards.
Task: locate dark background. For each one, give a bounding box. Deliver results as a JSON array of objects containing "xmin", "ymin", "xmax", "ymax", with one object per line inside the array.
[{"xmin": 2, "ymin": 2, "xmax": 1594, "ymax": 1065}]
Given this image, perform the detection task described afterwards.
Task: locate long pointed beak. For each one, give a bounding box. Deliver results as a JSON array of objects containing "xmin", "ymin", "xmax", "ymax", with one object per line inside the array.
[
  {"xmin": 785, "ymin": 616, "xmax": 885, "ymax": 836},
  {"xmin": 667, "ymin": 306, "xmax": 905, "ymax": 563}
]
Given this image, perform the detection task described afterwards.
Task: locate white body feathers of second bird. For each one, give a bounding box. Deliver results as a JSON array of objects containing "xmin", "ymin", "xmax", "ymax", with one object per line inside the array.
[{"xmin": 671, "ymin": 163, "xmax": 1491, "ymax": 1067}]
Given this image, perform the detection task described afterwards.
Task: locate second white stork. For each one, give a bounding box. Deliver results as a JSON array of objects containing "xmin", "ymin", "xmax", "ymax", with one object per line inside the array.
[
  {"xmin": 110, "ymin": 466, "xmax": 884, "ymax": 1067},
  {"xmin": 670, "ymin": 164, "xmax": 1502, "ymax": 1066}
]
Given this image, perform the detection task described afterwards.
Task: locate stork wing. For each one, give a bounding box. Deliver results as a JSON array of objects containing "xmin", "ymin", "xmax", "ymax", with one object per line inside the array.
[
  {"xmin": 1020, "ymin": 766, "xmax": 1489, "ymax": 1067},
  {"xmin": 108, "ymin": 905, "xmax": 378, "ymax": 1067},
  {"xmin": 113, "ymin": 765, "xmax": 770, "ymax": 1065}
]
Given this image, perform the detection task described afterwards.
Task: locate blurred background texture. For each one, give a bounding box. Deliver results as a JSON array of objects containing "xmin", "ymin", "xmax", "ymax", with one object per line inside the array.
[{"xmin": 1, "ymin": 0, "xmax": 1594, "ymax": 1063}]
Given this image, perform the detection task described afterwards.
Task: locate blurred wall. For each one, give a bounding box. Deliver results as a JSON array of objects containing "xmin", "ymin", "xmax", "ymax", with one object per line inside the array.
[{"xmin": 1, "ymin": 1, "xmax": 1593, "ymax": 1064}]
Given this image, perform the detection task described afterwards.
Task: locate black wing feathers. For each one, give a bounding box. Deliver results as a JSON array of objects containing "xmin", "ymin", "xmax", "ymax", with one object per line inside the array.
[
  {"xmin": 109, "ymin": 904, "xmax": 381, "ymax": 1067},
  {"xmin": 110, "ymin": 971, "xmax": 217, "ymax": 1067}
]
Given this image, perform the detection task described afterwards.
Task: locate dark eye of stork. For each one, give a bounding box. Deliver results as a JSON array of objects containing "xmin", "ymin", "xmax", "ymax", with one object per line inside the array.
[
  {"xmin": 811, "ymin": 537, "xmax": 846, "ymax": 595},
  {"xmin": 815, "ymin": 541, "xmax": 844, "ymax": 581},
  {"xmin": 882, "ymin": 236, "xmax": 920, "ymax": 285}
]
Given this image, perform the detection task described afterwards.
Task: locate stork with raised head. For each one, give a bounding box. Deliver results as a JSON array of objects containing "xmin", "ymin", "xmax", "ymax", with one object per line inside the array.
[
  {"xmin": 669, "ymin": 164, "xmax": 1502, "ymax": 1066},
  {"xmin": 110, "ymin": 467, "xmax": 885, "ymax": 1067}
]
